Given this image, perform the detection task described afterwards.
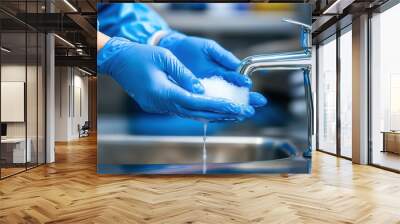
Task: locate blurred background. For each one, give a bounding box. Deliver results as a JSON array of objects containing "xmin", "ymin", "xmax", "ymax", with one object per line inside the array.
[{"xmin": 98, "ymin": 3, "xmax": 312, "ymax": 150}]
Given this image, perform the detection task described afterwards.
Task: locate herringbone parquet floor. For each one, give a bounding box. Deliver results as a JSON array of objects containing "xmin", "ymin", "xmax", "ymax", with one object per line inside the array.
[{"xmin": 1, "ymin": 135, "xmax": 400, "ymax": 224}]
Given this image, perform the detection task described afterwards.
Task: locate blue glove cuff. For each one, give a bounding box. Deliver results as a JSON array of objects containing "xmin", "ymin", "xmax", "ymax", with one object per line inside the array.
[
  {"xmin": 97, "ymin": 37, "xmax": 132, "ymax": 75},
  {"xmin": 158, "ymin": 31, "xmax": 187, "ymax": 49}
]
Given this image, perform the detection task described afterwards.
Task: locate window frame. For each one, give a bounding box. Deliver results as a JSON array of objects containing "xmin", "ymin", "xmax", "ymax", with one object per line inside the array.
[{"xmin": 315, "ymin": 23, "xmax": 353, "ymax": 161}]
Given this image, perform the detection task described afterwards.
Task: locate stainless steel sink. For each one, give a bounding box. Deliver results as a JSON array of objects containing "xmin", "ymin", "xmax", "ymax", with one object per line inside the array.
[{"xmin": 98, "ymin": 135, "xmax": 310, "ymax": 174}]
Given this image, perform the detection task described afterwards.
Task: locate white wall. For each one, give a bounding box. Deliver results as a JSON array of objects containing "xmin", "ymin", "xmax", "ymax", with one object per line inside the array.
[
  {"xmin": 71, "ymin": 73, "xmax": 89, "ymax": 138},
  {"xmin": 1, "ymin": 65, "xmax": 26, "ymax": 141},
  {"xmin": 1, "ymin": 65, "xmax": 25, "ymax": 131},
  {"xmin": 1, "ymin": 63, "xmax": 46, "ymax": 164},
  {"xmin": 1, "ymin": 65, "xmax": 35, "ymax": 138},
  {"xmin": 55, "ymin": 66, "xmax": 70, "ymax": 141},
  {"xmin": 55, "ymin": 67, "xmax": 89, "ymax": 141}
]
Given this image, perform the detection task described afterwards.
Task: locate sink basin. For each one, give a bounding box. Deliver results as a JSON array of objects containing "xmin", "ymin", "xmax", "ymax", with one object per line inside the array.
[
  {"xmin": 97, "ymin": 71, "xmax": 313, "ymax": 174},
  {"xmin": 98, "ymin": 135, "xmax": 310, "ymax": 174}
]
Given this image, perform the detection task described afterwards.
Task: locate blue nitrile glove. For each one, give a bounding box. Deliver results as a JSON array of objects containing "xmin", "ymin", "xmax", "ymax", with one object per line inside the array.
[
  {"xmin": 97, "ymin": 37, "xmax": 256, "ymax": 122},
  {"xmin": 158, "ymin": 32, "xmax": 267, "ymax": 108},
  {"xmin": 97, "ymin": 4, "xmax": 266, "ymax": 109},
  {"xmin": 98, "ymin": 3, "xmax": 169, "ymax": 45}
]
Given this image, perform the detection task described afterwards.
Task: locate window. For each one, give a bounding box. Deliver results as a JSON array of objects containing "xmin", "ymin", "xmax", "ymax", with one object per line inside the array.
[
  {"xmin": 318, "ymin": 36, "xmax": 337, "ymax": 154},
  {"xmin": 371, "ymin": 3, "xmax": 400, "ymax": 171},
  {"xmin": 339, "ymin": 28, "xmax": 352, "ymax": 158}
]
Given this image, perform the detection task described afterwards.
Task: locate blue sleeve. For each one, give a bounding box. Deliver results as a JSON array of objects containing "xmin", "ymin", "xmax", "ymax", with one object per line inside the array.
[{"xmin": 98, "ymin": 3, "xmax": 170, "ymax": 44}]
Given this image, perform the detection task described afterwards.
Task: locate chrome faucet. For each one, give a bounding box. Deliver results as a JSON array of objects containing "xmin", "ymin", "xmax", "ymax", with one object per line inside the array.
[{"xmin": 238, "ymin": 19, "xmax": 313, "ymax": 158}]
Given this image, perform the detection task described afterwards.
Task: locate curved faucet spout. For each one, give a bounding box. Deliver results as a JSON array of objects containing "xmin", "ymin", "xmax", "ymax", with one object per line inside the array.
[
  {"xmin": 237, "ymin": 50, "xmax": 313, "ymax": 158},
  {"xmin": 237, "ymin": 50, "xmax": 312, "ymax": 76},
  {"xmin": 236, "ymin": 18, "xmax": 313, "ymax": 158}
]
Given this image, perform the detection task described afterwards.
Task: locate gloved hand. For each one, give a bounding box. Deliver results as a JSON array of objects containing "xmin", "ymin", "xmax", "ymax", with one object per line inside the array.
[
  {"xmin": 158, "ymin": 32, "xmax": 267, "ymax": 108},
  {"xmin": 97, "ymin": 37, "xmax": 256, "ymax": 122}
]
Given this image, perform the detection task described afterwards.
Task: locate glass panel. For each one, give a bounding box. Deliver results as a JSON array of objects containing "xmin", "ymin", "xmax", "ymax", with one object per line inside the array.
[
  {"xmin": 38, "ymin": 32, "xmax": 45, "ymax": 165},
  {"xmin": 1, "ymin": 31, "xmax": 27, "ymax": 177},
  {"xmin": 371, "ymin": 4, "xmax": 400, "ymax": 171},
  {"xmin": 339, "ymin": 29, "xmax": 352, "ymax": 158},
  {"xmin": 318, "ymin": 37, "xmax": 337, "ymax": 154},
  {"xmin": 27, "ymin": 31, "xmax": 38, "ymax": 169},
  {"xmin": 0, "ymin": 0, "xmax": 46, "ymax": 178},
  {"xmin": 26, "ymin": 0, "xmax": 39, "ymax": 169}
]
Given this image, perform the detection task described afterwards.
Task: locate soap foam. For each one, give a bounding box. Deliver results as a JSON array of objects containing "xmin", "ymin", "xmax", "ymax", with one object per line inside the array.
[{"xmin": 199, "ymin": 76, "xmax": 249, "ymax": 105}]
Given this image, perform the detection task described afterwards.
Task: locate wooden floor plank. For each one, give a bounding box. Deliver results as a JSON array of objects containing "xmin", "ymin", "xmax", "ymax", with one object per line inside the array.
[{"xmin": 1, "ymin": 135, "xmax": 400, "ymax": 224}]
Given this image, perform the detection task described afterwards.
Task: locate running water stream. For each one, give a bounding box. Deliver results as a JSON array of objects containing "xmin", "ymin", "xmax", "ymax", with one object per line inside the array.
[
  {"xmin": 197, "ymin": 76, "xmax": 249, "ymax": 174},
  {"xmin": 202, "ymin": 122, "xmax": 208, "ymax": 174}
]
